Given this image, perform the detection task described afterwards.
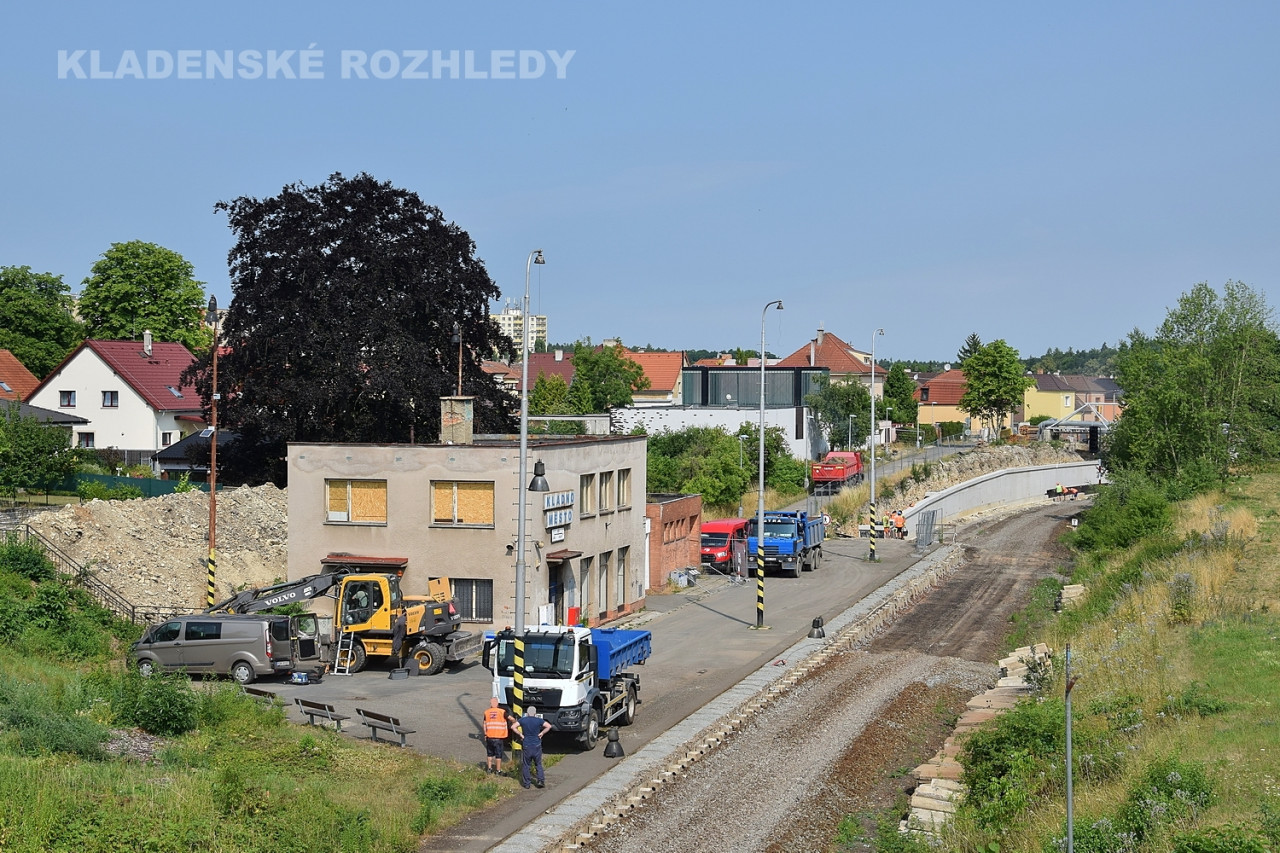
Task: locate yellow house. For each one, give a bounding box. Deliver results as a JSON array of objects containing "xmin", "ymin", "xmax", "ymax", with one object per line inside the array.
[
  {"xmin": 913, "ymin": 369, "xmax": 969, "ymax": 429},
  {"xmin": 1021, "ymin": 374, "xmax": 1122, "ymax": 424}
]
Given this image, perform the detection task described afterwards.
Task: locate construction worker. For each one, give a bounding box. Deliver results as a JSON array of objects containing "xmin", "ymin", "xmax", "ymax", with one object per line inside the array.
[
  {"xmin": 893, "ymin": 511, "xmax": 906, "ymax": 539},
  {"xmin": 1055, "ymin": 482, "xmax": 1065, "ymax": 502},
  {"xmin": 482, "ymin": 697, "xmax": 510, "ymax": 775},
  {"xmin": 882, "ymin": 512, "xmax": 891, "ymax": 539}
]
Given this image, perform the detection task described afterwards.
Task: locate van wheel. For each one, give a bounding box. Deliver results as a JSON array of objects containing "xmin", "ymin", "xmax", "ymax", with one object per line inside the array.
[
  {"xmin": 230, "ymin": 661, "xmax": 256, "ymax": 685},
  {"xmin": 412, "ymin": 642, "xmax": 446, "ymax": 676},
  {"xmin": 137, "ymin": 659, "xmax": 158, "ymax": 678},
  {"xmin": 579, "ymin": 707, "xmax": 601, "ymax": 750}
]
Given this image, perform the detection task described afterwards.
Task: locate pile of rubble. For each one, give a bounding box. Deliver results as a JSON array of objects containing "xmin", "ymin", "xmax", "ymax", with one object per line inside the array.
[
  {"xmin": 26, "ymin": 485, "xmax": 288, "ymax": 613},
  {"xmin": 891, "ymin": 443, "xmax": 1082, "ymax": 509}
]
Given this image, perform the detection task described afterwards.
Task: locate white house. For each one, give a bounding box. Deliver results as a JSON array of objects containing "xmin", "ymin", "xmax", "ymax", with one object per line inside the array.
[{"xmin": 26, "ymin": 334, "xmax": 204, "ymax": 466}]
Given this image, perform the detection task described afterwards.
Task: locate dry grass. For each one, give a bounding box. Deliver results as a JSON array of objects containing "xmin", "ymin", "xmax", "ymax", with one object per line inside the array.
[{"xmin": 702, "ymin": 486, "xmax": 805, "ymax": 521}]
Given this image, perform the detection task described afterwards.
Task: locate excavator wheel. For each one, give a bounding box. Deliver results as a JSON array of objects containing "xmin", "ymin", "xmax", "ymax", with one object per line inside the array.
[
  {"xmin": 412, "ymin": 641, "xmax": 446, "ymax": 676},
  {"xmin": 339, "ymin": 638, "xmax": 367, "ymax": 674}
]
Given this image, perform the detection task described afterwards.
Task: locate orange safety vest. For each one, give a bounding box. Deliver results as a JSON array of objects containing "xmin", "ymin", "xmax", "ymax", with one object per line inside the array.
[
  {"xmin": 893, "ymin": 514, "xmax": 905, "ymax": 529},
  {"xmin": 483, "ymin": 707, "xmax": 508, "ymax": 738}
]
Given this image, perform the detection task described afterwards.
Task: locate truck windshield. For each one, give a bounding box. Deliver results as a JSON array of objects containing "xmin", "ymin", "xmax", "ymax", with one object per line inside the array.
[
  {"xmin": 747, "ymin": 519, "xmax": 796, "ymax": 537},
  {"xmin": 498, "ymin": 635, "xmax": 575, "ymax": 678},
  {"xmin": 701, "ymin": 533, "xmax": 729, "ymax": 547}
]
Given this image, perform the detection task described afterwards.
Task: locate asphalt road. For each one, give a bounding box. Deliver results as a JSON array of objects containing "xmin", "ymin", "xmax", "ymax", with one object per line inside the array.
[{"xmin": 256, "ymin": 533, "xmax": 925, "ymax": 852}]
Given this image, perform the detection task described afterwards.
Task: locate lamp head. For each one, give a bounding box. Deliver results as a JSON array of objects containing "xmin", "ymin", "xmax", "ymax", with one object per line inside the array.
[
  {"xmin": 451, "ymin": 321, "xmax": 461, "ymax": 345},
  {"xmin": 206, "ymin": 295, "xmax": 218, "ymax": 324},
  {"xmin": 528, "ymin": 459, "xmax": 550, "ymax": 492},
  {"xmin": 532, "ymin": 249, "xmax": 545, "ymax": 265}
]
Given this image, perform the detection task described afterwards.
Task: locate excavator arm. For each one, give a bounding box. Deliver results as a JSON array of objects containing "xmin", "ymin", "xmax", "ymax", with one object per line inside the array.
[{"xmin": 207, "ymin": 570, "xmax": 352, "ymax": 614}]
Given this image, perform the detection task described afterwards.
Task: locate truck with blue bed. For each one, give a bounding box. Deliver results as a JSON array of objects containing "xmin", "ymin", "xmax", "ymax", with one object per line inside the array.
[{"xmin": 746, "ymin": 510, "xmax": 826, "ymax": 578}]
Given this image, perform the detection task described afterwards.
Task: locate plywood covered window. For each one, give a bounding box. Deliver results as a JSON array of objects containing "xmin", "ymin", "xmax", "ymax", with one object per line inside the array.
[
  {"xmin": 325, "ymin": 479, "xmax": 387, "ymax": 524},
  {"xmin": 432, "ymin": 481, "xmax": 495, "ymax": 526}
]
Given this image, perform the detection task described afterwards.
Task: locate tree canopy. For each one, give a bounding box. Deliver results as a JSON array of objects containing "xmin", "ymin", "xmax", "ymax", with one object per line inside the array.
[
  {"xmin": 957, "ymin": 333, "xmax": 983, "ymax": 364},
  {"xmin": 805, "ymin": 374, "xmax": 871, "ymax": 451},
  {"xmin": 1105, "ymin": 281, "xmax": 1280, "ymax": 486},
  {"xmin": 0, "ymin": 266, "xmax": 84, "ymax": 378},
  {"xmin": 881, "ymin": 363, "xmax": 919, "ymax": 425},
  {"xmin": 78, "ymin": 241, "xmax": 212, "ymax": 352},
  {"xmin": 570, "ymin": 341, "xmax": 650, "ymax": 411},
  {"xmin": 198, "ymin": 172, "xmax": 517, "ymax": 485},
  {"xmin": 958, "ymin": 339, "xmax": 1033, "ymax": 433},
  {"xmin": 644, "ymin": 423, "xmax": 804, "ymax": 509},
  {"xmin": 0, "ymin": 404, "xmax": 81, "ymax": 499}
]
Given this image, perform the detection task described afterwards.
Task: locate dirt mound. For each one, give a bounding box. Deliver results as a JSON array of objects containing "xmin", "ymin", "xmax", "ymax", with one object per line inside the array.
[{"xmin": 27, "ymin": 485, "xmax": 287, "ymax": 613}]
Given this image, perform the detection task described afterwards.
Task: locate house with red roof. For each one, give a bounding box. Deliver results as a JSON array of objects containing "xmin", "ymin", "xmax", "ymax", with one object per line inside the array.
[
  {"xmin": 913, "ymin": 368, "xmax": 970, "ymax": 430},
  {"xmin": 26, "ymin": 334, "xmax": 204, "ymax": 464},
  {"xmin": 776, "ymin": 326, "xmax": 883, "ymax": 397},
  {"xmin": 0, "ymin": 349, "xmax": 41, "ymax": 402},
  {"xmin": 622, "ymin": 349, "xmax": 687, "ymax": 406}
]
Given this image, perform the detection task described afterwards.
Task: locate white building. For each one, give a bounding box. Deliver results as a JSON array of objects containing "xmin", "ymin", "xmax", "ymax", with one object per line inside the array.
[
  {"xmin": 491, "ymin": 302, "xmax": 548, "ymax": 352},
  {"xmin": 26, "ymin": 335, "xmax": 204, "ymax": 465}
]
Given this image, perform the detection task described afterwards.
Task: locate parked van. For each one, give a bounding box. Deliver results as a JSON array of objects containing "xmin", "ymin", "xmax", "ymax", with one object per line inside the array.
[
  {"xmin": 132, "ymin": 613, "xmax": 320, "ymax": 684},
  {"xmin": 700, "ymin": 518, "xmax": 750, "ymax": 576}
]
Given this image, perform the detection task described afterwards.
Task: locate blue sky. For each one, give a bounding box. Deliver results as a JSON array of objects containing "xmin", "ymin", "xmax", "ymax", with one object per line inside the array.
[{"xmin": 2, "ymin": 2, "xmax": 1277, "ymax": 362}]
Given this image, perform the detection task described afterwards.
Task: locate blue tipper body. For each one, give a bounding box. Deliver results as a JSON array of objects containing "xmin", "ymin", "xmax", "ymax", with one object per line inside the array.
[
  {"xmin": 591, "ymin": 627, "xmax": 652, "ymax": 679},
  {"xmin": 746, "ymin": 510, "xmax": 826, "ymax": 575}
]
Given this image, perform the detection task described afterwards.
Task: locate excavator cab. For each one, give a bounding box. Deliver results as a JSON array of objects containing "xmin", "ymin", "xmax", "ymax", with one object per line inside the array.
[{"xmin": 338, "ymin": 576, "xmax": 392, "ymax": 628}]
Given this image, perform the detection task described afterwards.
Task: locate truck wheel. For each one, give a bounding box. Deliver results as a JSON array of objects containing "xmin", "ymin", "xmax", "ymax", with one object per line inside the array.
[
  {"xmin": 788, "ymin": 563, "xmax": 801, "ymax": 579},
  {"xmin": 812, "ymin": 548, "xmax": 822, "ymax": 571},
  {"xmin": 412, "ymin": 641, "xmax": 446, "ymax": 676},
  {"xmin": 340, "ymin": 638, "xmax": 367, "ymax": 673},
  {"xmin": 579, "ymin": 707, "xmax": 601, "ymax": 750},
  {"xmin": 621, "ymin": 686, "xmax": 637, "ymax": 726},
  {"xmin": 230, "ymin": 660, "xmax": 256, "ymax": 685}
]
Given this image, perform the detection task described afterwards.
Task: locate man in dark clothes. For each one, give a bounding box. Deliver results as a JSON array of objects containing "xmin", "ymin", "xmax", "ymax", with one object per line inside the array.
[
  {"xmin": 512, "ymin": 705, "xmax": 553, "ymax": 789},
  {"xmin": 391, "ymin": 611, "xmax": 407, "ymax": 667}
]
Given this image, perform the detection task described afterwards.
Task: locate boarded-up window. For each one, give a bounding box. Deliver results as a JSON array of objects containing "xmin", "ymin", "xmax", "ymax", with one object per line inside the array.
[
  {"xmin": 432, "ymin": 481, "xmax": 495, "ymax": 526},
  {"xmin": 325, "ymin": 480, "xmax": 387, "ymax": 524}
]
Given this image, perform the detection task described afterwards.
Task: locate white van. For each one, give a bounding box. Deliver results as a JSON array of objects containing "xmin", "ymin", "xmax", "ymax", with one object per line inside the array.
[{"xmin": 132, "ymin": 613, "xmax": 320, "ymax": 684}]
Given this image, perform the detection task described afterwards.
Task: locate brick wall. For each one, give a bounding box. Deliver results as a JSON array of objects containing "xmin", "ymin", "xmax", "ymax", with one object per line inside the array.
[{"xmin": 644, "ymin": 494, "xmax": 703, "ymax": 590}]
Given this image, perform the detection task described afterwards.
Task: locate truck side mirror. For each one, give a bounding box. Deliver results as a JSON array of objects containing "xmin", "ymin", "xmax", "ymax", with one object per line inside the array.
[
  {"xmin": 587, "ymin": 644, "xmax": 598, "ymax": 673},
  {"xmin": 481, "ymin": 640, "xmax": 492, "ymax": 669}
]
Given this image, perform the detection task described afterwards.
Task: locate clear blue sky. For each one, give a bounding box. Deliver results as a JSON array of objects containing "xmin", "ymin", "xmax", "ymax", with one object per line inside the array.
[{"xmin": 3, "ymin": 2, "xmax": 1277, "ymax": 362}]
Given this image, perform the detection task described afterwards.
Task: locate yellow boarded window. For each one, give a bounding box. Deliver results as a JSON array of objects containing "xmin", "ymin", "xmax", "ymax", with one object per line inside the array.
[
  {"xmin": 432, "ymin": 481, "xmax": 495, "ymax": 526},
  {"xmin": 325, "ymin": 480, "xmax": 387, "ymax": 524}
]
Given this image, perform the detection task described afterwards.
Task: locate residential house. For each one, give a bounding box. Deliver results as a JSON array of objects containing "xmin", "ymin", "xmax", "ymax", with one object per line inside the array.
[
  {"xmin": 776, "ymin": 326, "xmax": 884, "ymax": 397},
  {"xmin": 914, "ymin": 368, "xmax": 970, "ymax": 431},
  {"xmin": 0, "ymin": 350, "xmax": 40, "ymax": 402},
  {"xmin": 514, "ymin": 349, "xmax": 576, "ymax": 393},
  {"xmin": 622, "ymin": 350, "xmax": 686, "ymax": 406},
  {"xmin": 491, "ymin": 302, "xmax": 548, "ymax": 352},
  {"xmin": 25, "ymin": 335, "xmax": 203, "ymax": 465},
  {"xmin": 287, "ymin": 415, "xmax": 648, "ymax": 632},
  {"xmin": 152, "ymin": 429, "xmax": 239, "ymax": 481},
  {"xmin": 1021, "ymin": 374, "xmax": 1122, "ymax": 424}
]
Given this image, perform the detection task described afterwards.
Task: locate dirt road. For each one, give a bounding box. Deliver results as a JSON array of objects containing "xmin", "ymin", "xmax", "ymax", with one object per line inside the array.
[{"xmin": 581, "ymin": 501, "xmax": 1075, "ymax": 853}]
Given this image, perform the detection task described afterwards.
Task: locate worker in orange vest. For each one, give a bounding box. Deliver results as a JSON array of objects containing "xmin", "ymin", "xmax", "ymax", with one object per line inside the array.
[
  {"xmin": 483, "ymin": 697, "xmax": 510, "ymax": 774},
  {"xmin": 893, "ymin": 511, "xmax": 906, "ymax": 539}
]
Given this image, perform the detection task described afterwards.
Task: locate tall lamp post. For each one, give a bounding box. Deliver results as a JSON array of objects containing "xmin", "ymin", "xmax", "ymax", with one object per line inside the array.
[
  {"xmin": 868, "ymin": 328, "xmax": 884, "ymax": 562},
  {"xmin": 205, "ymin": 296, "xmax": 220, "ymax": 606},
  {"xmin": 755, "ymin": 299, "xmax": 783, "ymax": 629}
]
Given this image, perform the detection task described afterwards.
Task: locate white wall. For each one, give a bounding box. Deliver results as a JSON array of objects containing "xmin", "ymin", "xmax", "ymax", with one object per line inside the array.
[
  {"xmin": 611, "ymin": 405, "xmax": 823, "ymax": 461},
  {"xmin": 27, "ymin": 349, "xmax": 168, "ymax": 451}
]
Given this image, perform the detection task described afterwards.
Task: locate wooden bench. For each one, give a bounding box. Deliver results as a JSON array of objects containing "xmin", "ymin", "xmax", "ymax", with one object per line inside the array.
[
  {"xmin": 240, "ymin": 686, "xmax": 279, "ymax": 706},
  {"xmin": 294, "ymin": 697, "xmax": 349, "ymax": 731},
  {"xmin": 355, "ymin": 707, "xmax": 416, "ymax": 747}
]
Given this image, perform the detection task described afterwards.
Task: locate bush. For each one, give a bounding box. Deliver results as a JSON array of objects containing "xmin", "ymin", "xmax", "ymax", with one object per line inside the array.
[
  {"xmin": 110, "ymin": 670, "xmax": 199, "ymax": 737},
  {"xmin": 1171, "ymin": 825, "xmax": 1271, "ymax": 853},
  {"xmin": 77, "ymin": 480, "xmax": 144, "ymax": 501},
  {"xmin": 0, "ymin": 674, "xmax": 108, "ymax": 759},
  {"xmin": 1120, "ymin": 756, "xmax": 1212, "ymax": 840},
  {"xmin": 1068, "ymin": 473, "xmax": 1172, "ymax": 553},
  {"xmin": 0, "ymin": 538, "xmax": 56, "ymax": 582}
]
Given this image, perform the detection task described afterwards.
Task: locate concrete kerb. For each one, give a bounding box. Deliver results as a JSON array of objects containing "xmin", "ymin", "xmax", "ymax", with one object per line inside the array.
[{"xmin": 488, "ymin": 544, "xmax": 965, "ymax": 853}]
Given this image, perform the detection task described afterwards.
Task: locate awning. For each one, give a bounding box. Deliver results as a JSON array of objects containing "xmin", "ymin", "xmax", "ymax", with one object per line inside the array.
[
  {"xmin": 544, "ymin": 549, "xmax": 583, "ymax": 562},
  {"xmin": 321, "ymin": 553, "xmax": 409, "ymax": 573}
]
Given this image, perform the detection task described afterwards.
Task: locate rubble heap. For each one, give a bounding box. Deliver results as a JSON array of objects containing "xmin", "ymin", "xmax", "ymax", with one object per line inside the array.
[{"xmin": 27, "ymin": 485, "xmax": 288, "ymax": 613}]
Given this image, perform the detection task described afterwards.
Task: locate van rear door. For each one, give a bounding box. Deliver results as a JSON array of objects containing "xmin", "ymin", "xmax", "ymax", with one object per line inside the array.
[{"xmin": 290, "ymin": 614, "xmax": 322, "ymax": 664}]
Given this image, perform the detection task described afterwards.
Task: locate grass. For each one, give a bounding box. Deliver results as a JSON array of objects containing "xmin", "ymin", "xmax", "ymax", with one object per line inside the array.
[{"xmin": 924, "ymin": 474, "xmax": 1280, "ymax": 852}]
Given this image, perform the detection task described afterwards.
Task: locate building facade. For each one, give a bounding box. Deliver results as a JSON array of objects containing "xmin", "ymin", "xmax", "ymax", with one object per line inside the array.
[
  {"xmin": 491, "ymin": 303, "xmax": 548, "ymax": 353},
  {"xmin": 287, "ymin": 433, "xmax": 648, "ymax": 631},
  {"xmin": 644, "ymin": 494, "xmax": 702, "ymax": 589}
]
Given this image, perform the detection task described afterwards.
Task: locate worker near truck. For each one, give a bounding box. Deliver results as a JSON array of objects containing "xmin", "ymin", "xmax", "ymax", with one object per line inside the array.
[
  {"xmin": 513, "ymin": 706, "xmax": 552, "ymax": 789},
  {"xmin": 482, "ymin": 697, "xmax": 510, "ymax": 775}
]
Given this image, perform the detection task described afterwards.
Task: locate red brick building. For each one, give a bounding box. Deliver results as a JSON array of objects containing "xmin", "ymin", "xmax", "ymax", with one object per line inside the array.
[{"xmin": 645, "ymin": 493, "xmax": 702, "ymax": 590}]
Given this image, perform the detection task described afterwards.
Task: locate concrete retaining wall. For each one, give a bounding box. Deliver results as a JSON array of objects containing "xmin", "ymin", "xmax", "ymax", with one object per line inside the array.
[{"xmin": 903, "ymin": 459, "xmax": 1100, "ymax": 539}]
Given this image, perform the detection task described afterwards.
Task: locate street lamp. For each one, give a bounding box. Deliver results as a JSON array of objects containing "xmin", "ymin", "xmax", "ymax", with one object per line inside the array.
[
  {"xmin": 868, "ymin": 328, "xmax": 884, "ymax": 562},
  {"xmin": 205, "ymin": 296, "xmax": 220, "ymax": 606},
  {"xmin": 756, "ymin": 299, "xmax": 783, "ymax": 629},
  {"xmin": 737, "ymin": 434, "xmax": 746, "ymax": 517},
  {"xmin": 848, "ymin": 414, "xmax": 854, "ymax": 450},
  {"xmin": 514, "ymin": 249, "xmax": 546, "ymax": 636}
]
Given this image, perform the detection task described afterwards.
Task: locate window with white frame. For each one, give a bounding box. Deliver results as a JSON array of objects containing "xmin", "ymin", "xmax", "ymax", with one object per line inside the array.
[
  {"xmin": 615, "ymin": 547, "xmax": 627, "ymax": 608},
  {"xmin": 617, "ymin": 468, "xmax": 631, "ymax": 507},
  {"xmin": 59, "ymin": 391, "xmax": 75, "ymax": 407},
  {"xmin": 431, "ymin": 480, "xmax": 495, "ymax": 526},
  {"xmin": 102, "ymin": 390, "xmax": 119, "ymax": 408},
  {"xmin": 450, "ymin": 578, "xmax": 494, "ymax": 622}
]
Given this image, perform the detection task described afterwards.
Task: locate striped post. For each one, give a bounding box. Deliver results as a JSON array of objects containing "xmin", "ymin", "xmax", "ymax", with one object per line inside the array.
[
  {"xmin": 755, "ymin": 540, "xmax": 766, "ymax": 628},
  {"xmin": 512, "ymin": 634, "xmax": 525, "ymax": 754},
  {"xmin": 206, "ymin": 549, "xmax": 216, "ymax": 606},
  {"xmin": 868, "ymin": 501, "xmax": 877, "ymax": 562}
]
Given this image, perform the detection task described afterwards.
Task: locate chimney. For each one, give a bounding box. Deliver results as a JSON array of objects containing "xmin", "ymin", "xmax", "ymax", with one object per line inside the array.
[
  {"xmin": 809, "ymin": 340, "xmax": 815, "ymax": 366},
  {"xmin": 816, "ymin": 324, "xmax": 825, "ymax": 346},
  {"xmin": 555, "ymin": 349, "xmax": 563, "ymax": 362},
  {"xmin": 143, "ymin": 330, "xmax": 153, "ymax": 357},
  {"xmin": 440, "ymin": 396, "xmax": 475, "ymax": 445}
]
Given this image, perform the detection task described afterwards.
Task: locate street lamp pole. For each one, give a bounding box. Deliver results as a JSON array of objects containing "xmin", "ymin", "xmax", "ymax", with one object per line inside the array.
[
  {"xmin": 205, "ymin": 296, "xmax": 220, "ymax": 606},
  {"xmin": 756, "ymin": 299, "xmax": 783, "ymax": 629},
  {"xmin": 868, "ymin": 328, "xmax": 884, "ymax": 562}
]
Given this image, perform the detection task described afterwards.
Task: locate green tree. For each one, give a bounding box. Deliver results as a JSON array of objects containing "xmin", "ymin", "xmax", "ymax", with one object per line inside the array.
[
  {"xmin": 882, "ymin": 363, "xmax": 919, "ymax": 426},
  {"xmin": 805, "ymin": 375, "xmax": 871, "ymax": 450},
  {"xmin": 201, "ymin": 172, "xmax": 517, "ymax": 485},
  {"xmin": 570, "ymin": 341, "xmax": 650, "ymax": 412},
  {"xmin": 529, "ymin": 373, "xmax": 574, "ymax": 415},
  {"xmin": 78, "ymin": 241, "xmax": 212, "ymax": 352},
  {"xmin": 1106, "ymin": 281, "xmax": 1280, "ymax": 484},
  {"xmin": 959, "ymin": 339, "xmax": 1034, "ymax": 433},
  {"xmin": 0, "ymin": 266, "xmax": 84, "ymax": 378},
  {"xmin": 0, "ymin": 404, "xmax": 81, "ymax": 500},
  {"xmin": 567, "ymin": 376, "xmax": 594, "ymax": 415},
  {"xmin": 957, "ymin": 332, "xmax": 983, "ymax": 364}
]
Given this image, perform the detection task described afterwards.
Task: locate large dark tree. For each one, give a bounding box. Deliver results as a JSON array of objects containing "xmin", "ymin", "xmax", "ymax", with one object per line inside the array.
[{"xmin": 194, "ymin": 173, "xmax": 517, "ymax": 485}]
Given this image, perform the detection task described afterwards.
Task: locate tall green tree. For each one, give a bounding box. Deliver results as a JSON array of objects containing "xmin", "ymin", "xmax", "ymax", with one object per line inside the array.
[
  {"xmin": 198, "ymin": 172, "xmax": 517, "ymax": 485},
  {"xmin": 570, "ymin": 341, "xmax": 650, "ymax": 412},
  {"xmin": 1106, "ymin": 281, "xmax": 1280, "ymax": 484},
  {"xmin": 882, "ymin": 363, "xmax": 919, "ymax": 425},
  {"xmin": 529, "ymin": 373, "xmax": 574, "ymax": 415},
  {"xmin": 805, "ymin": 375, "xmax": 871, "ymax": 450},
  {"xmin": 957, "ymin": 333, "xmax": 983, "ymax": 364},
  {"xmin": 0, "ymin": 266, "xmax": 84, "ymax": 378},
  {"xmin": 959, "ymin": 339, "xmax": 1034, "ymax": 433},
  {"xmin": 0, "ymin": 404, "xmax": 81, "ymax": 499},
  {"xmin": 78, "ymin": 241, "xmax": 212, "ymax": 352}
]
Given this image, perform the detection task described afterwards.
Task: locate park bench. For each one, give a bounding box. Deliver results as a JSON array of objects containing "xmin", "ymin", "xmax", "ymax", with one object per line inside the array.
[
  {"xmin": 240, "ymin": 686, "xmax": 279, "ymax": 705},
  {"xmin": 355, "ymin": 707, "xmax": 416, "ymax": 747},
  {"xmin": 294, "ymin": 697, "xmax": 349, "ymax": 731}
]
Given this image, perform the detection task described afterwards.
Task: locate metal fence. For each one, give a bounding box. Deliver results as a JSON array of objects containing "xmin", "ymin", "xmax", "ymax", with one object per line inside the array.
[{"xmin": 913, "ymin": 510, "xmax": 938, "ymax": 552}]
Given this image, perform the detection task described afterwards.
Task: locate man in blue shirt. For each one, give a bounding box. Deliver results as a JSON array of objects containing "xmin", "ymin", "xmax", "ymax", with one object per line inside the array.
[{"xmin": 513, "ymin": 705, "xmax": 553, "ymax": 789}]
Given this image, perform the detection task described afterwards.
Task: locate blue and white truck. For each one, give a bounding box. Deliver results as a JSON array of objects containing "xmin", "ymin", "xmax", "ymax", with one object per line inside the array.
[
  {"xmin": 484, "ymin": 625, "xmax": 652, "ymax": 749},
  {"xmin": 746, "ymin": 510, "xmax": 826, "ymax": 578}
]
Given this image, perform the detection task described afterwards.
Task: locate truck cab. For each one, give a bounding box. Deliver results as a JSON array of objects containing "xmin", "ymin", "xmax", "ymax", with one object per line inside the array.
[{"xmin": 700, "ymin": 518, "xmax": 749, "ymax": 575}]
